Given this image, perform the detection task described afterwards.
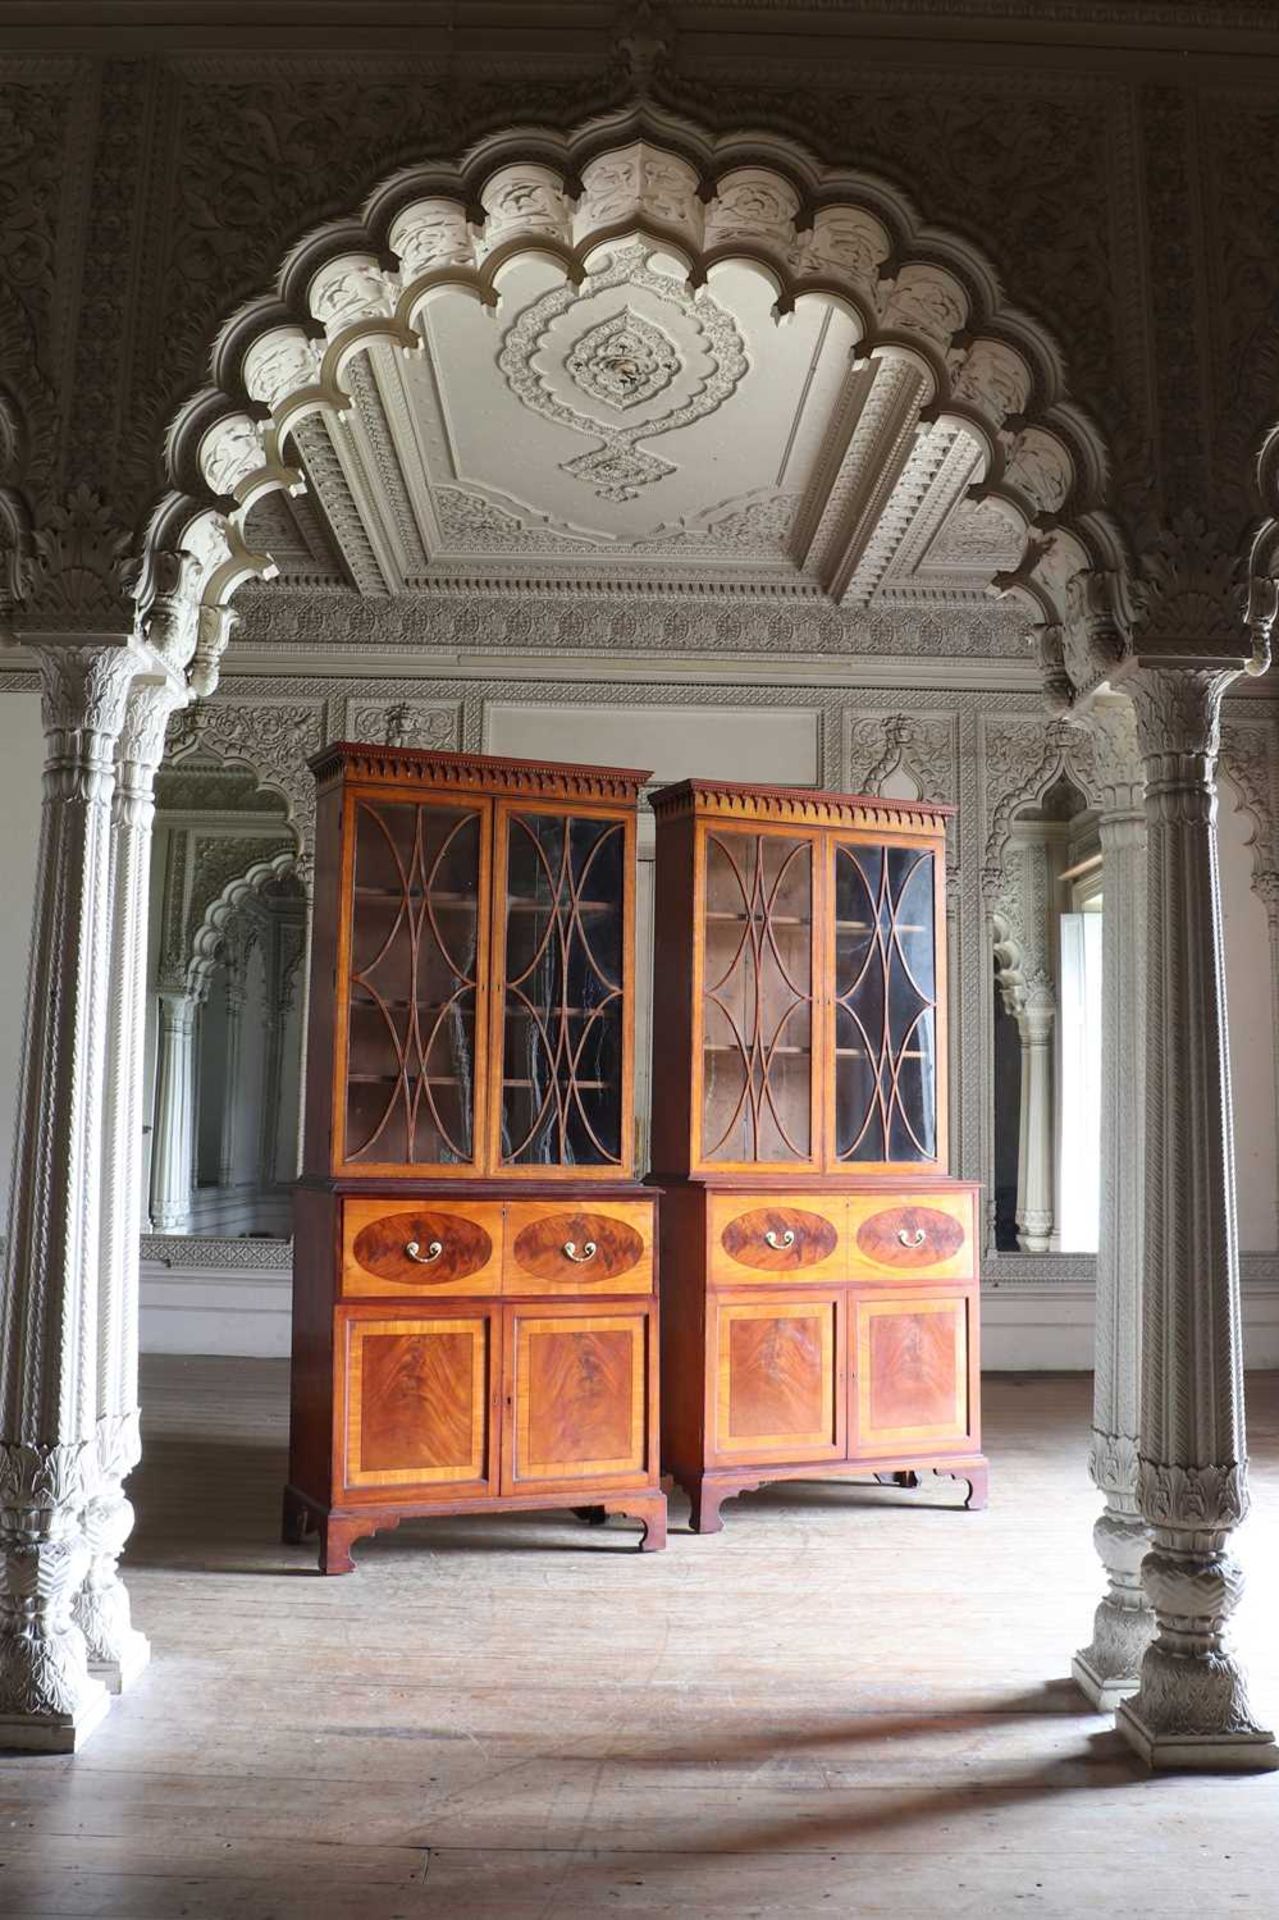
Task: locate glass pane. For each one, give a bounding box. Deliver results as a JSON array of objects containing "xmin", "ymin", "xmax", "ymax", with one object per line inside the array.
[
  {"xmin": 344, "ymin": 800, "xmax": 482, "ymax": 1165},
  {"xmin": 500, "ymin": 812, "xmax": 625, "ymax": 1167},
  {"xmin": 701, "ymin": 831, "xmax": 813, "ymax": 1163},
  {"xmin": 834, "ymin": 842, "xmax": 938, "ymax": 1163}
]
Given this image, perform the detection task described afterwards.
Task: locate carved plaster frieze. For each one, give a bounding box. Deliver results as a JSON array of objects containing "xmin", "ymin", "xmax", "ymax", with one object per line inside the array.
[
  {"xmin": 344, "ymin": 698, "xmax": 460, "ymax": 750},
  {"xmin": 165, "ymin": 698, "xmax": 322, "ymax": 856},
  {"xmin": 229, "ymin": 583, "xmax": 1032, "ymax": 657}
]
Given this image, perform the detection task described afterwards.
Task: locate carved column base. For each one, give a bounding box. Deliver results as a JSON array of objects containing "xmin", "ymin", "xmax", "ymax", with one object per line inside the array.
[
  {"xmin": 74, "ymin": 1414, "xmax": 149, "ymax": 1693},
  {"xmin": 1117, "ymin": 1539, "xmax": 1278, "ymax": 1771},
  {"xmin": 1072, "ymin": 1506, "xmax": 1153, "ymax": 1709},
  {"xmin": 0, "ymin": 1441, "xmax": 111, "ymax": 1750}
]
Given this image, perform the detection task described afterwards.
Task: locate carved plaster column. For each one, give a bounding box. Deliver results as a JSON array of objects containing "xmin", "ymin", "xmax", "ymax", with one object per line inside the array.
[
  {"xmin": 1071, "ymin": 696, "xmax": 1153, "ymax": 1708},
  {"xmin": 150, "ymin": 992, "xmax": 197, "ymax": 1233},
  {"xmin": 1014, "ymin": 987, "xmax": 1056, "ymax": 1252},
  {"xmin": 0, "ymin": 643, "xmax": 137, "ymax": 1749},
  {"xmin": 74, "ymin": 676, "xmax": 186, "ymax": 1691},
  {"xmin": 1116, "ymin": 667, "xmax": 1277, "ymax": 1769},
  {"xmin": 218, "ymin": 952, "xmax": 247, "ymax": 1190}
]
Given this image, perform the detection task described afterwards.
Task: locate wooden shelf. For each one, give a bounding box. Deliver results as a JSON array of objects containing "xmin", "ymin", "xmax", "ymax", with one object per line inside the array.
[
  {"xmin": 705, "ymin": 912, "xmax": 810, "ymax": 927},
  {"xmin": 703, "ymin": 1044, "xmax": 811, "ymax": 1057},
  {"xmin": 354, "ymin": 887, "xmax": 477, "ymax": 905}
]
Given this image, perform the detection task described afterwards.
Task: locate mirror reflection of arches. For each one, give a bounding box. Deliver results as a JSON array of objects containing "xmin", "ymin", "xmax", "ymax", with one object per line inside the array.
[
  {"xmin": 143, "ymin": 750, "xmax": 307, "ymax": 1238},
  {"xmin": 992, "ymin": 773, "xmax": 1102, "ymax": 1255}
]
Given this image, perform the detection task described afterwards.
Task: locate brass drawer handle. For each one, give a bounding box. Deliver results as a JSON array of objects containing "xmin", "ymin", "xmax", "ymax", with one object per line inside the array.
[
  {"xmin": 764, "ymin": 1228, "xmax": 796, "ymax": 1251},
  {"xmin": 562, "ymin": 1240, "xmax": 598, "ymax": 1264},
  {"xmin": 404, "ymin": 1239, "xmax": 444, "ymax": 1264},
  {"xmin": 897, "ymin": 1227, "xmax": 927, "ymax": 1249}
]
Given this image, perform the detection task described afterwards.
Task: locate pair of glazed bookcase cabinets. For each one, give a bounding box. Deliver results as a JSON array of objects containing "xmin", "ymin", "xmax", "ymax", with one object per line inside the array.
[{"xmin": 285, "ymin": 744, "xmax": 986, "ymax": 1572}]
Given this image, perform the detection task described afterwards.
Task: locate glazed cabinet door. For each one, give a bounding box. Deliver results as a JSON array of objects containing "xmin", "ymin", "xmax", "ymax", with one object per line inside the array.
[
  {"xmin": 491, "ymin": 804, "xmax": 632, "ymax": 1175},
  {"xmin": 502, "ymin": 1303, "xmax": 654, "ymax": 1493},
  {"xmin": 340, "ymin": 1306, "xmax": 498, "ymax": 1496},
  {"xmin": 850, "ymin": 1291, "xmax": 976, "ymax": 1460},
  {"xmin": 338, "ymin": 791, "xmax": 491, "ymax": 1174},
  {"xmin": 830, "ymin": 837, "xmax": 943, "ymax": 1168},
  {"xmin": 696, "ymin": 826, "xmax": 821, "ymax": 1170},
  {"xmin": 710, "ymin": 1292, "xmax": 845, "ymax": 1465}
]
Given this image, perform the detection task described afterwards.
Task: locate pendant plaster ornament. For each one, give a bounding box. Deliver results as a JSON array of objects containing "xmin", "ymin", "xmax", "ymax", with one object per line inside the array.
[
  {"xmin": 497, "ymin": 245, "xmax": 748, "ymax": 502},
  {"xmin": 564, "ymin": 309, "xmax": 682, "ymax": 413}
]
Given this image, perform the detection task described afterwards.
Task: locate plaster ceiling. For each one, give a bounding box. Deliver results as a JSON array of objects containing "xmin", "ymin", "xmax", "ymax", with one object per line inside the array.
[{"xmin": 245, "ymin": 239, "xmax": 1025, "ymax": 609}]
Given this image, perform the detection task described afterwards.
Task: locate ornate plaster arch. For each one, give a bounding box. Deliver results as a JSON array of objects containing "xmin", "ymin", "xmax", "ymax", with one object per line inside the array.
[
  {"xmin": 980, "ymin": 714, "xmax": 1101, "ymax": 898},
  {"xmin": 134, "ymin": 108, "xmax": 1124, "ymax": 665},
  {"xmin": 186, "ymin": 848, "xmax": 300, "ymax": 1002},
  {"xmin": 164, "ymin": 698, "xmax": 323, "ymax": 864}
]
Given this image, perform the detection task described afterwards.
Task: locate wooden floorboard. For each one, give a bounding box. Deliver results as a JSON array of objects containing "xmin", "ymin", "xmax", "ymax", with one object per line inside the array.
[{"xmin": 1, "ymin": 1359, "xmax": 1277, "ymax": 1917}]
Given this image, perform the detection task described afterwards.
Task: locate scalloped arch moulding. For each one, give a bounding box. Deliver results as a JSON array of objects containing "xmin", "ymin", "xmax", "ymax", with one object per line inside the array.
[{"xmin": 138, "ymin": 105, "xmax": 1127, "ymax": 671}]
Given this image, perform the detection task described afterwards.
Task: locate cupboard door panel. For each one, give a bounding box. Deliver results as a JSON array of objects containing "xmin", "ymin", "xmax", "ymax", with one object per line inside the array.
[
  {"xmin": 712, "ymin": 1294, "xmax": 843, "ymax": 1464},
  {"xmin": 505, "ymin": 1306, "xmax": 651, "ymax": 1489},
  {"xmin": 708, "ymin": 1195, "xmax": 843, "ymax": 1286},
  {"xmin": 342, "ymin": 1309, "xmax": 495, "ymax": 1492},
  {"xmin": 852, "ymin": 1293, "xmax": 972, "ymax": 1457},
  {"xmin": 505, "ymin": 1199, "xmax": 653, "ymax": 1295},
  {"xmin": 698, "ymin": 828, "xmax": 820, "ymax": 1168},
  {"xmin": 846, "ymin": 1188, "xmax": 976, "ymax": 1282},
  {"xmin": 340, "ymin": 796, "xmax": 490, "ymax": 1173},
  {"xmin": 341, "ymin": 1198, "xmax": 504, "ymax": 1297},
  {"xmin": 832, "ymin": 840, "xmax": 941, "ymax": 1167},
  {"xmin": 493, "ymin": 805, "xmax": 631, "ymax": 1174}
]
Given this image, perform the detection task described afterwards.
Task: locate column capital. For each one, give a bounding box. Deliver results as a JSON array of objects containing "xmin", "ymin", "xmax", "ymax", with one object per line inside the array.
[{"xmin": 11, "ymin": 488, "xmax": 138, "ymax": 648}]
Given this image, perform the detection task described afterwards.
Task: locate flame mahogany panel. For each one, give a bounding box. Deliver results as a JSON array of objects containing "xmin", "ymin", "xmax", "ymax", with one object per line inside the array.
[
  {"xmin": 713, "ymin": 1295, "xmax": 843, "ymax": 1464},
  {"xmin": 720, "ymin": 1205, "xmax": 840, "ymax": 1273},
  {"xmin": 345, "ymin": 1203, "xmax": 500, "ymax": 1296},
  {"xmin": 345, "ymin": 1313, "xmax": 493, "ymax": 1488},
  {"xmin": 855, "ymin": 1205, "xmax": 964, "ymax": 1268},
  {"xmin": 511, "ymin": 1209, "xmax": 645, "ymax": 1285},
  {"xmin": 854, "ymin": 1295, "xmax": 971, "ymax": 1455},
  {"xmin": 507, "ymin": 1307, "xmax": 651, "ymax": 1486}
]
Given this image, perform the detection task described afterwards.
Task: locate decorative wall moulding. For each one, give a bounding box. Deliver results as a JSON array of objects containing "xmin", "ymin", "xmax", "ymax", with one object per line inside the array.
[{"xmin": 229, "ymin": 585, "xmax": 1033, "ymax": 658}]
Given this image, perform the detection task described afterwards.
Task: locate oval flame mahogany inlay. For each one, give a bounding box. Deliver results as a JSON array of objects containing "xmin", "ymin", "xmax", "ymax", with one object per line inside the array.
[
  {"xmin": 856, "ymin": 1205, "xmax": 964, "ymax": 1267},
  {"xmin": 353, "ymin": 1210, "xmax": 493, "ymax": 1286},
  {"xmin": 721, "ymin": 1207, "xmax": 839, "ymax": 1271},
  {"xmin": 512, "ymin": 1212, "xmax": 644, "ymax": 1282}
]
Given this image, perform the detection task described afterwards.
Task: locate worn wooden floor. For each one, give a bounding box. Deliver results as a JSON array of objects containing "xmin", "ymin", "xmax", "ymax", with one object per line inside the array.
[{"xmin": 2, "ymin": 1359, "xmax": 1278, "ymax": 1918}]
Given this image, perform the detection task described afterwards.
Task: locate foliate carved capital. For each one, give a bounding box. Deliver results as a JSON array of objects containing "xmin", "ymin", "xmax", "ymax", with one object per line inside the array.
[
  {"xmin": 117, "ymin": 680, "xmax": 189, "ymax": 806},
  {"xmin": 1128, "ymin": 666, "xmax": 1236, "ymax": 801},
  {"xmin": 17, "ymin": 487, "xmax": 138, "ymax": 640},
  {"xmin": 34, "ymin": 647, "xmax": 138, "ymax": 790},
  {"xmin": 1138, "ymin": 1459, "xmax": 1248, "ymax": 1535},
  {"xmin": 1070, "ymin": 694, "xmax": 1143, "ymax": 815},
  {"xmin": 93, "ymin": 1409, "xmax": 141, "ymax": 1485},
  {"xmin": 1129, "ymin": 510, "xmax": 1260, "ymax": 665},
  {"xmin": 0, "ymin": 1439, "xmax": 97, "ymax": 1523},
  {"xmin": 1088, "ymin": 1428, "xmax": 1140, "ymax": 1500}
]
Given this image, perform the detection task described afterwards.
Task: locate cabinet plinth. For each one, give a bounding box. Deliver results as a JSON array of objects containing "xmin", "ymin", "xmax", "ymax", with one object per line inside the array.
[
  {"xmin": 649, "ymin": 778, "xmax": 986, "ymax": 1528},
  {"xmin": 288, "ymin": 744, "xmax": 666, "ymax": 1566}
]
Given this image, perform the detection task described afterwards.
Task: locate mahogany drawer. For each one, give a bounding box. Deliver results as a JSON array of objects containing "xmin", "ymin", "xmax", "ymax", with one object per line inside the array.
[
  {"xmin": 707, "ymin": 1194, "xmax": 844, "ymax": 1286},
  {"xmin": 502, "ymin": 1199, "xmax": 654, "ymax": 1296},
  {"xmin": 340, "ymin": 1198, "xmax": 505, "ymax": 1298},
  {"xmin": 845, "ymin": 1188, "xmax": 976, "ymax": 1283}
]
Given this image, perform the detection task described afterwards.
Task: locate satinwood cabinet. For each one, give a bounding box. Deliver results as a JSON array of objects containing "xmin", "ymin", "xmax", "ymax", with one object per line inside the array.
[
  {"xmin": 286, "ymin": 743, "xmax": 666, "ymax": 1570},
  {"xmin": 649, "ymin": 778, "xmax": 986, "ymax": 1532}
]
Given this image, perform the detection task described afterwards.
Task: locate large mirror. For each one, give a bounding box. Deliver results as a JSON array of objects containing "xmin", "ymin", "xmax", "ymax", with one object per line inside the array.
[
  {"xmin": 142, "ymin": 751, "xmax": 306, "ymax": 1239},
  {"xmin": 991, "ymin": 772, "xmax": 1102, "ymax": 1254}
]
